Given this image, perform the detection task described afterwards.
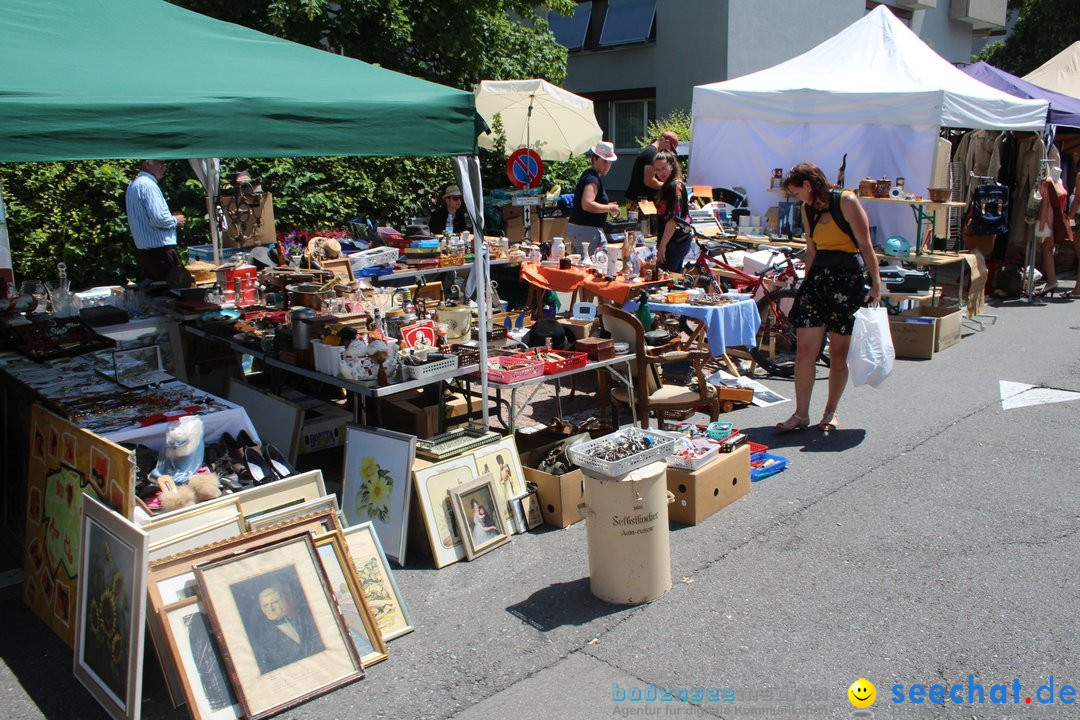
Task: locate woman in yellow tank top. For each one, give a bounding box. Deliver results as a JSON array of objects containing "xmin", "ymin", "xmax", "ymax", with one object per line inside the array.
[{"xmin": 775, "ymin": 163, "xmax": 882, "ymax": 433}]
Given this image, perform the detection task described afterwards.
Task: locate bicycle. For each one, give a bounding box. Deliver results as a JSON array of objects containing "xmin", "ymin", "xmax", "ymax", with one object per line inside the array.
[{"xmin": 673, "ymin": 220, "xmax": 829, "ymax": 377}]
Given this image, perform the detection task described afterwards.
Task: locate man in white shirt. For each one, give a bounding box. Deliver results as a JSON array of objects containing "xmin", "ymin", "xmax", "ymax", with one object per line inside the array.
[{"xmin": 125, "ymin": 159, "xmax": 185, "ymax": 282}]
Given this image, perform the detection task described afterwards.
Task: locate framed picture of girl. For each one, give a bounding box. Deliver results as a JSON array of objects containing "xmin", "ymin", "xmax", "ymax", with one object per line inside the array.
[{"xmin": 449, "ymin": 475, "xmax": 511, "ymax": 560}]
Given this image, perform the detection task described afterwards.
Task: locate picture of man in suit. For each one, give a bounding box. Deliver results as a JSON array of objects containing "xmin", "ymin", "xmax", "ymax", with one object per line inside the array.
[{"xmin": 246, "ymin": 584, "xmax": 324, "ymax": 675}]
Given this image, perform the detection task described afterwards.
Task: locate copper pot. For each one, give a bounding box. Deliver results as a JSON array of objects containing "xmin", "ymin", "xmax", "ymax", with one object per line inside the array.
[{"xmin": 285, "ymin": 283, "xmax": 333, "ymax": 311}]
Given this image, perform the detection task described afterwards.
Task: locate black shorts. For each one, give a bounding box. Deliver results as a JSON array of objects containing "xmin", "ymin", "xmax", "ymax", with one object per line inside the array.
[{"xmin": 790, "ymin": 260, "xmax": 867, "ymax": 336}]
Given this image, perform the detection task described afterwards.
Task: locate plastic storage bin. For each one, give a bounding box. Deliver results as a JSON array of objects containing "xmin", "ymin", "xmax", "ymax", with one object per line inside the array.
[
  {"xmin": 567, "ymin": 429, "xmax": 675, "ymax": 478},
  {"xmin": 749, "ymin": 451, "xmax": 788, "ymax": 481}
]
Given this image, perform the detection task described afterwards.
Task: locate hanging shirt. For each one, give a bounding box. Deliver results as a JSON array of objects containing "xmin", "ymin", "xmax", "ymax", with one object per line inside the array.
[{"xmin": 125, "ymin": 171, "xmax": 178, "ymax": 249}]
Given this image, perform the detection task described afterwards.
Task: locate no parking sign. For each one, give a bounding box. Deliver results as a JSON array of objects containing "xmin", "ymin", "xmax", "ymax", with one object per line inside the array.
[{"xmin": 507, "ymin": 148, "xmax": 544, "ymax": 189}]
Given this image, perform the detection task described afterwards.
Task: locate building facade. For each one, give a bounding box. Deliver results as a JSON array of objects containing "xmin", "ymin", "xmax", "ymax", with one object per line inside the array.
[{"xmin": 550, "ymin": 0, "xmax": 1007, "ymax": 195}]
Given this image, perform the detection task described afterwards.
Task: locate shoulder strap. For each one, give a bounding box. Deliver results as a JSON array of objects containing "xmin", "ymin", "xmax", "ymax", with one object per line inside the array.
[{"xmin": 829, "ymin": 189, "xmax": 856, "ymax": 242}]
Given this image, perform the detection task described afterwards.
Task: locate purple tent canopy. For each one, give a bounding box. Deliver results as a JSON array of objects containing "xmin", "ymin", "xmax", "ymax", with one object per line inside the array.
[{"xmin": 962, "ymin": 61, "xmax": 1080, "ymax": 128}]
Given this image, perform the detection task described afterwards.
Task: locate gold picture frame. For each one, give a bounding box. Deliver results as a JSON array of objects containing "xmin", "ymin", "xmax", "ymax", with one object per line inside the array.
[
  {"xmin": 195, "ymin": 535, "xmax": 364, "ymax": 720},
  {"xmin": 312, "ymin": 532, "xmax": 388, "ymax": 666},
  {"xmin": 448, "ymin": 474, "xmax": 512, "ymax": 560},
  {"xmin": 341, "ymin": 522, "xmax": 414, "ymax": 642}
]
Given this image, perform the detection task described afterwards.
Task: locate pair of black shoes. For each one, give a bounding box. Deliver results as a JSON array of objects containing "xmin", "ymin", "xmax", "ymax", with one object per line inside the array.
[{"xmin": 242, "ymin": 444, "xmax": 296, "ymax": 485}]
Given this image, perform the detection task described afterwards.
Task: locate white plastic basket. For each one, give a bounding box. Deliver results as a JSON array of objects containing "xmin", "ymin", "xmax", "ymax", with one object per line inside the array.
[
  {"xmin": 350, "ymin": 246, "xmax": 399, "ymax": 270},
  {"xmin": 567, "ymin": 428, "xmax": 675, "ymax": 477},
  {"xmin": 310, "ymin": 339, "xmax": 344, "ymax": 377},
  {"xmin": 401, "ymin": 354, "xmax": 459, "ymax": 381},
  {"xmin": 665, "ymin": 438, "xmax": 719, "ymax": 471}
]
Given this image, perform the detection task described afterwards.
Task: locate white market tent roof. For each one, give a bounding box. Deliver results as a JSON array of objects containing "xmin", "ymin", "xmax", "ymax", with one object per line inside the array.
[
  {"xmin": 691, "ymin": 5, "xmax": 1045, "ymax": 130},
  {"xmin": 688, "ymin": 6, "xmax": 1047, "ymax": 242},
  {"xmin": 692, "ymin": 5, "xmax": 1047, "ymax": 130},
  {"xmin": 1023, "ymin": 41, "xmax": 1080, "ymax": 100}
]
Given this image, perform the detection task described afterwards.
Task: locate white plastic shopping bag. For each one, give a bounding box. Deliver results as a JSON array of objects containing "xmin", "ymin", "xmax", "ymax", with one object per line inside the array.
[{"xmin": 847, "ymin": 306, "xmax": 895, "ymax": 388}]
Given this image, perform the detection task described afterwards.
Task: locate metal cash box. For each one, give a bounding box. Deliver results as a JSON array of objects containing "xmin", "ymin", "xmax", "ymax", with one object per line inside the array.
[{"xmin": 880, "ymin": 266, "xmax": 931, "ymax": 293}]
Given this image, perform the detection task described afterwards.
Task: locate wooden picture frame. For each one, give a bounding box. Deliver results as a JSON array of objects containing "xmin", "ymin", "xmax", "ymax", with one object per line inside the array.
[
  {"xmin": 195, "ymin": 535, "xmax": 364, "ymax": 720},
  {"xmin": 321, "ymin": 258, "xmax": 355, "ymax": 283},
  {"xmin": 144, "ymin": 497, "xmax": 244, "ymax": 553},
  {"xmin": 233, "ymin": 469, "xmax": 328, "ymax": 525},
  {"xmin": 312, "ymin": 533, "xmax": 388, "ymax": 667},
  {"xmin": 246, "ymin": 495, "xmax": 341, "ymax": 533},
  {"xmin": 341, "ymin": 522, "xmax": 414, "ymax": 642},
  {"xmin": 449, "ymin": 474, "xmax": 511, "ymax": 560},
  {"xmin": 148, "ymin": 517, "xmax": 246, "ymax": 563},
  {"xmin": 159, "ymin": 596, "xmax": 242, "ymax": 720},
  {"xmin": 74, "ymin": 495, "xmax": 149, "ymax": 720},
  {"xmin": 471, "ymin": 436, "xmax": 527, "ymax": 532},
  {"xmin": 342, "ymin": 425, "xmax": 415, "ymax": 566},
  {"xmin": 519, "ymin": 491, "xmax": 544, "ymax": 530},
  {"xmin": 412, "ymin": 454, "xmax": 480, "ymax": 569}
]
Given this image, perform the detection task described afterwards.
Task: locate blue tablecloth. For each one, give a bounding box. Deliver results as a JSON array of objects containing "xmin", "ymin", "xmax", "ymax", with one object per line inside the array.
[{"xmin": 622, "ymin": 294, "xmax": 760, "ymax": 356}]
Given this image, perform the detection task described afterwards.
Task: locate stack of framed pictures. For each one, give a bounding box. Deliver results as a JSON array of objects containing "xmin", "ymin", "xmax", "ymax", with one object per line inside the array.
[
  {"xmin": 132, "ymin": 470, "xmax": 413, "ymax": 719},
  {"xmin": 407, "ymin": 436, "xmax": 529, "ymax": 569}
]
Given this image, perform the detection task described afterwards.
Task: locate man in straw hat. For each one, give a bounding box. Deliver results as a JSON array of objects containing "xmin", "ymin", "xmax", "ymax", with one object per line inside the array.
[{"xmin": 429, "ymin": 184, "xmax": 472, "ymax": 235}]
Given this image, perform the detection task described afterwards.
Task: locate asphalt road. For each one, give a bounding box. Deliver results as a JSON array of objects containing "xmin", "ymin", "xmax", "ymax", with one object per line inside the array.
[{"xmin": 3, "ymin": 294, "xmax": 1079, "ymax": 720}]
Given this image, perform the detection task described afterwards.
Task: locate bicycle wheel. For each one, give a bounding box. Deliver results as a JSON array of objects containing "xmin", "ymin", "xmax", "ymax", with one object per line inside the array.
[{"xmin": 749, "ymin": 289, "xmax": 829, "ymax": 376}]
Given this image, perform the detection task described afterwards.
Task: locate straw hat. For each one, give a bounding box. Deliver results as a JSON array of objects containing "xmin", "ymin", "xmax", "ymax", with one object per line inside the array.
[
  {"xmin": 443, "ymin": 185, "xmax": 463, "ymax": 198},
  {"xmin": 586, "ymin": 141, "xmax": 617, "ymax": 161}
]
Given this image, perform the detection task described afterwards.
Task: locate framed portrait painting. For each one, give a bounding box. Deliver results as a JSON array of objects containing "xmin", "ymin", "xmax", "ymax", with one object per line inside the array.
[
  {"xmin": 341, "ymin": 522, "xmax": 414, "ymax": 642},
  {"xmin": 449, "ymin": 475, "xmax": 511, "ymax": 560},
  {"xmin": 342, "ymin": 425, "xmax": 415, "ymax": 566},
  {"xmin": 74, "ymin": 495, "xmax": 149, "ymax": 720},
  {"xmin": 471, "ymin": 436, "xmax": 527, "ymax": 532},
  {"xmin": 195, "ymin": 535, "xmax": 364, "ymax": 720},
  {"xmin": 412, "ymin": 454, "xmax": 480, "ymax": 569}
]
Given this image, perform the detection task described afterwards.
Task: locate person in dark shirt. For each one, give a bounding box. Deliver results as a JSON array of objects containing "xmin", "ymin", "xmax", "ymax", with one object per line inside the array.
[
  {"xmin": 428, "ymin": 185, "xmax": 471, "ymax": 235},
  {"xmin": 567, "ymin": 141, "xmax": 621, "ymax": 257},
  {"xmin": 624, "ymin": 131, "xmax": 679, "ymax": 205}
]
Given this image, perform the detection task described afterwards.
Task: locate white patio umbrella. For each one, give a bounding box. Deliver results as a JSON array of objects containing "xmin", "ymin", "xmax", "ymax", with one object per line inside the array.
[{"xmin": 475, "ymin": 79, "xmax": 602, "ymax": 162}]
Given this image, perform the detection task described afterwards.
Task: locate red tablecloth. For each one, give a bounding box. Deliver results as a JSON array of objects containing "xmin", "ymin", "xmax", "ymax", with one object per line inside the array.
[{"xmin": 519, "ymin": 262, "xmax": 668, "ymax": 305}]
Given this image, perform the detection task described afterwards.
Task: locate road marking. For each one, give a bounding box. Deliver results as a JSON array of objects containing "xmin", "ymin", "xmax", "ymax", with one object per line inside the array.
[{"xmin": 1000, "ymin": 381, "xmax": 1080, "ymax": 410}]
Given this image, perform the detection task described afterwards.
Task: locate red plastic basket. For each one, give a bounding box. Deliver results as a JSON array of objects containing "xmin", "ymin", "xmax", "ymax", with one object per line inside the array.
[
  {"xmin": 478, "ymin": 355, "xmax": 546, "ymax": 383},
  {"xmin": 511, "ymin": 350, "xmax": 588, "ymax": 375}
]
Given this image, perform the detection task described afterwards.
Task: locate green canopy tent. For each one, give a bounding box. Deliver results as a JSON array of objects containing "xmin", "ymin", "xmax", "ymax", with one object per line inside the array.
[{"xmin": 0, "ymin": 0, "xmax": 493, "ymax": 425}]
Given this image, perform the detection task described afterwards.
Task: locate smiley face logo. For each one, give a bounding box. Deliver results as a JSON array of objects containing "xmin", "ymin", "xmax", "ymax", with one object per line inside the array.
[{"xmin": 848, "ymin": 678, "xmax": 876, "ymax": 708}]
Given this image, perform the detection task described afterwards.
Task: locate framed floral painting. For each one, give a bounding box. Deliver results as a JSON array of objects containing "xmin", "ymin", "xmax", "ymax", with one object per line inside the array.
[{"xmin": 342, "ymin": 426, "xmax": 415, "ymax": 566}]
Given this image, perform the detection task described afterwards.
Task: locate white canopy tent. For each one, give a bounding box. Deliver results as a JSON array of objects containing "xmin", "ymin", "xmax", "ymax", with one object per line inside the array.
[
  {"xmin": 1023, "ymin": 41, "xmax": 1080, "ymax": 100},
  {"xmin": 689, "ymin": 5, "xmax": 1047, "ymax": 242}
]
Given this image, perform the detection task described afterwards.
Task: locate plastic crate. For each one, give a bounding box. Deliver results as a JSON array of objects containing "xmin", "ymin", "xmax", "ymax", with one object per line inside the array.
[
  {"xmin": 666, "ymin": 437, "xmax": 720, "ymax": 471},
  {"xmin": 512, "ymin": 350, "xmax": 588, "ymax": 375},
  {"xmin": 447, "ymin": 344, "xmax": 480, "ymax": 368},
  {"xmin": 401, "ymin": 354, "xmax": 459, "ymax": 381},
  {"xmin": 479, "ymin": 355, "xmax": 545, "ymax": 384},
  {"xmin": 310, "ymin": 339, "xmax": 344, "ymax": 377},
  {"xmin": 567, "ymin": 428, "xmax": 675, "ymax": 477},
  {"xmin": 750, "ymin": 451, "xmax": 788, "ymax": 482},
  {"xmin": 350, "ymin": 246, "xmax": 399, "ymax": 270}
]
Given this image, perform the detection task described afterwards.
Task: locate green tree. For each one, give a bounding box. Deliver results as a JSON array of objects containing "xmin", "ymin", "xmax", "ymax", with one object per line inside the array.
[
  {"xmin": 5, "ymin": 0, "xmax": 573, "ymax": 286},
  {"xmin": 975, "ymin": 0, "xmax": 1080, "ymax": 76}
]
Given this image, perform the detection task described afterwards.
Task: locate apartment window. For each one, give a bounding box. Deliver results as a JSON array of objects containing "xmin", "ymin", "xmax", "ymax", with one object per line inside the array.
[
  {"xmin": 610, "ymin": 98, "xmax": 656, "ymax": 150},
  {"xmin": 550, "ymin": 3, "xmax": 592, "ymax": 51},
  {"xmin": 599, "ymin": 0, "xmax": 656, "ymax": 48}
]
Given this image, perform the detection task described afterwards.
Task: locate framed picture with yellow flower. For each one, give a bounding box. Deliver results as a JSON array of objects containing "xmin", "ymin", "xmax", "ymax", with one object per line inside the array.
[
  {"xmin": 74, "ymin": 494, "xmax": 149, "ymax": 720},
  {"xmin": 342, "ymin": 425, "xmax": 416, "ymax": 566}
]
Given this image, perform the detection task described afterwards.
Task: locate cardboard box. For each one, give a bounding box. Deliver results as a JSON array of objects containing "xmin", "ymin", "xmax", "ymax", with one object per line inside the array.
[
  {"xmin": 280, "ymin": 389, "xmax": 352, "ymax": 455},
  {"xmin": 379, "ymin": 389, "xmax": 479, "ymax": 439},
  {"xmin": 558, "ymin": 318, "xmax": 595, "ymax": 341},
  {"xmin": 888, "ymin": 316, "xmax": 936, "ymax": 360},
  {"xmin": 504, "ymin": 216, "xmax": 569, "ymax": 244},
  {"xmin": 902, "ymin": 305, "xmax": 961, "ymax": 352},
  {"xmin": 220, "ymin": 192, "xmax": 276, "ymax": 247},
  {"xmin": 667, "ymin": 444, "xmax": 751, "ymax": 525},
  {"xmin": 520, "ymin": 441, "xmax": 587, "ymax": 528}
]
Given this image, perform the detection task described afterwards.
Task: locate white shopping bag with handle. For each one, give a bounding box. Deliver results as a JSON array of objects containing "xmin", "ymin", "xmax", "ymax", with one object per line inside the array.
[{"xmin": 847, "ymin": 306, "xmax": 894, "ymax": 388}]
